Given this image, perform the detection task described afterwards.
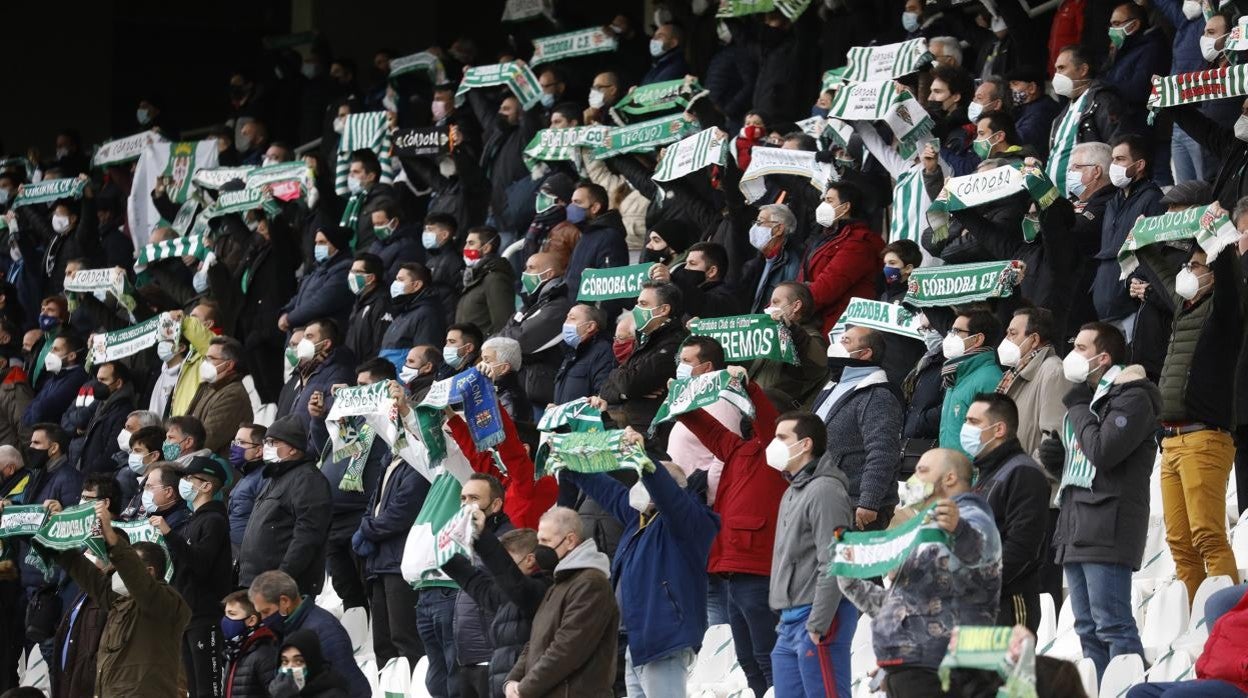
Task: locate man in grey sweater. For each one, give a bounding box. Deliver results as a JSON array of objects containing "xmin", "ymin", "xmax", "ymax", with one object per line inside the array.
[{"xmin": 765, "ymin": 410, "xmax": 857, "ymax": 698}]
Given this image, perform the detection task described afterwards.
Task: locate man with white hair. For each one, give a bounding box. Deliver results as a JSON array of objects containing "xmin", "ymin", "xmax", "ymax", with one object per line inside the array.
[
  {"xmin": 742, "ymin": 203, "xmax": 803, "ymax": 314},
  {"xmin": 1066, "ymin": 142, "xmax": 1117, "ymax": 336},
  {"xmin": 480, "ymin": 336, "xmax": 531, "ymax": 421},
  {"xmin": 929, "ymin": 36, "xmax": 963, "ymax": 68},
  {"xmin": 504, "ymin": 507, "xmax": 618, "ymax": 698},
  {"xmin": 0, "ymin": 445, "xmax": 26, "ymax": 500}
]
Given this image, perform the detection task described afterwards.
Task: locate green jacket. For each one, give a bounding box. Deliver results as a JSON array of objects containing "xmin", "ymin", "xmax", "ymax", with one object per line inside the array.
[
  {"xmin": 938, "ymin": 351, "xmax": 1003, "ymax": 457},
  {"xmin": 454, "ymin": 256, "xmax": 516, "ymax": 337}
]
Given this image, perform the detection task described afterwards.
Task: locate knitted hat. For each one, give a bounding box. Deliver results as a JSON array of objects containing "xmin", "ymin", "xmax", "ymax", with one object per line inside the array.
[
  {"xmin": 265, "ymin": 415, "xmax": 307, "ymax": 451},
  {"xmin": 540, "ymin": 172, "xmax": 576, "ymax": 203},
  {"xmin": 320, "ymin": 225, "xmax": 354, "ymax": 253},
  {"xmin": 650, "ymin": 219, "xmax": 697, "ymax": 254}
]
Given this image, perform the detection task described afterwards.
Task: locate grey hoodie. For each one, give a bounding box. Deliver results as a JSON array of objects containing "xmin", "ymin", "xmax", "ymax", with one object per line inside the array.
[
  {"xmin": 769, "ymin": 456, "xmax": 854, "ymax": 635},
  {"xmin": 556, "ymin": 538, "xmax": 612, "ymax": 577}
]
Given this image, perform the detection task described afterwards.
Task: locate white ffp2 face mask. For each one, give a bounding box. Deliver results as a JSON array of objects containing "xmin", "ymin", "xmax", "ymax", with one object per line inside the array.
[
  {"xmin": 1109, "ymin": 163, "xmax": 1132, "ymax": 188},
  {"xmin": 628, "ymin": 481, "xmax": 652, "ymax": 512},
  {"xmin": 1234, "ymin": 115, "xmax": 1248, "ymax": 143}
]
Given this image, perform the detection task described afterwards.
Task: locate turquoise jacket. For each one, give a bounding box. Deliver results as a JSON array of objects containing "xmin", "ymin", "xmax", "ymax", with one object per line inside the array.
[{"xmin": 938, "ymin": 351, "xmax": 1004, "ymax": 457}]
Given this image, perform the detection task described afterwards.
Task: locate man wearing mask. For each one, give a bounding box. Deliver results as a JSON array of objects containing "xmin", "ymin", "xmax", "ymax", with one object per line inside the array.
[
  {"xmin": 503, "ymin": 507, "xmax": 618, "ymax": 698},
  {"xmin": 1036, "ymin": 322, "xmax": 1157, "ymax": 680},
  {"xmin": 939, "ymin": 309, "xmax": 1004, "ymax": 456},
  {"xmin": 962, "ymin": 394, "xmax": 1050, "ymax": 632},
  {"xmin": 1092, "ymin": 135, "xmax": 1165, "ymax": 340},
  {"xmin": 741, "ymin": 204, "xmax": 803, "ymax": 315},
  {"xmin": 1005, "ymin": 66, "xmax": 1061, "ymax": 159},
  {"xmin": 553, "ymin": 304, "xmax": 615, "ymax": 404},
  {"xmin": 379, "ymin": 262, "xmax": 445, "ymax": 371},
  {"xmin": 115, "ymin": 425, "xmax": 163, "ymax": 517},
  {"xmin": 153, "ymin": 457, "xmax": 232, "ymax": 698},
  {"xmin": 1102, "ymin": 3, "xmax": 1170, "ymax": 119},
  {"xmin": 595, "ymin": 282, "xmax": 688, "ymax": 437},
  {"xmin": 400, "ymin": 345, "xmax": 441, "ymax": 402},
  {"xmin": 9, "ymin": 178, "xmax": 101, "ymax": 296},
  {"xmin": 422, "ymin": 214, "xmax": 465, "ymax": 327},
  {"xmin": 163, "ymin": 416, "xmax": 214, "ymax": 466},
  {"xmin": 966, "ymin": 78, "xmax": 1005, "ymax": 126},
  {"xmin": 455, "ymin": 227, "xmax": 515, "ymax": 336},
  {"xmin": 563, "ymin": 183, "xmax": 628, "ymax": 300},
  {"xmin": 798, "ymin": 181, "xmax": 885, "ymax": 335},
  {"xmin": 27, "ymin": 297, "xmax": 68, "ymax": 387},
  {"xmin": 76, "ymin": 361, "xmax": 136, "ymax": 476},
  {"xmin": 218, "ymin": 590, "xmax": 279, "ymax": 698},
  {"xmin": 49, "ymin": 503, "xmax": 190, "ymax": 697},
  {"xmin": 276, "ymin": 318, "xmax": 354, "ymax": 452},
  {"xmin": 1045, "ymin": 46, "xmax": 1128, "ymax": 197},
  {"xmin": 187, "ymin": 337, "xmax": 253, "ymax": 456},
  {"xmin": 367, "ymin": 204, "xmax": 423, "ymax": 282},
  {"xmin": 479, "ymin": 337, "xmax": 531, "ymax": 422},
  {"xmin": 996, "ymin": 307, "xmax": 1066, "ymax": 457},
  {"xmin": 641, "ymin": 23, "xmax": 689, "ymax": 85},
  {"xmin": 278, "ymin": 225, "xmax": 354, "ymax": 334},
  {"xmin": 499, "ymin": 253, "xmax": 572, "ymax": 410},
  {"xmin": 653, "ymin": 241, "xmax": 740, "ymax": 319},
  {"xmin": 523, "ymin": 174, "xmax": 581, "ymax": 263},
  {"xmin": 665, "ymin": 337, "xmax": 744, "ymax": 488},
  {"xmin": 901, "ymin": 0, "xmax": 952, "ymax": 39},
  {"xmin": 462, "ymin": 86, "xmax": 543, "ymax": 238},
  {"xmin": 137, "ymin": 465, "xmax": 189, "ymax": 531},
  {"xmin": 344, "ymin": 252, "xmax": 391, "ymax": 363},
  {"xmin": 927, "ymin": 65, "xmax": 979, "ymax": 175},
  {"xmin": 237, "ymin": 415, "xmax": 333, "ymax": 596},
  {"xmin": 439, "ymin": 323, "xmax": 484, "ymax": 380},
  {"xmin": 344, "ymin": 149, "xmax": 400, "ymax": 252},
  {"xmin": 227, "ymin": 423, "xmax": 267, "ymax": 557},
  {"xmin": 1174, "ymin": 95, "xmax": 1248, "ymax": 209},
  {"xmin": 1064, "ymin": 142, "xmax": 1116, "ymax": 334},
  {"xmin": 23, "ymin": 334, "xmax": 87, "ymax": 427},
  {"xmin": 840, "ymin": 448, "xmax": 1001, "ymax": 696},
  {"xmin": 812, "ymin": 327, "xmax": 902, "ymax": 531},
  {"xmin": 563, "ymin": 431, "xmax": 719, "ymax": 698},
  {"xmin": 536, "ymin": 67, "xmax": 567, "ymax": 113},
  {"xmin": 149, "ymin": 333, "xmax": 188, "ymax": 418},
  {"xmin": 750, "ymin": 282, "xmax": 827, "ymax": 407},
  {"xmin": 15, "ymin": 425, "xmax": 82, "ymax": 617},
  {"xmin": 248, "ymin": 570, "xmax": 370, "ymax": 698},
  {"xmin": 583, "ymin": 72, "xmax": 622, "ymax": 125},
  {"xmin": 766, "ymin": 411, "xmax": 857, "ymax": 698}
]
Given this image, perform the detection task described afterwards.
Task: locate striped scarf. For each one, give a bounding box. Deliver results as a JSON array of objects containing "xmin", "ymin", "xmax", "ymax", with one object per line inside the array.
[
  {"xmin": 889, "ymin": 168, "xmax": 926, "ymax": 244},
  {"xmin": 334, "ymin": 112, "xmax": 394, "ymax": 197},
  {"xmin": 941, "ymin": 347, "xmax": 992, "ymax": 389},
  {"xmin": 1045, "ymin": 91, "xmax": 1088, "ymax": 197},
  {"xmin": 995, "ymin": 346, "xmax": 1044, "ymax": 394}
]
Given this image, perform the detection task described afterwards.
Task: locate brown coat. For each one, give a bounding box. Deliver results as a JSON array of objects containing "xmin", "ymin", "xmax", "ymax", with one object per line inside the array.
[
  {"xmin": 57, "ymin": 534, "xmax": 191, "ymax": 698},
  {"xmin": 0, "ymin": 376, "xmax": 33, "ymax": 449},
  {"xmin": 506, "ymin": 540, "xmax": 618, "ymax": 698},
  {"xmin": 187, "ymin": 373, "xmax": 254, "ymax": 456}
]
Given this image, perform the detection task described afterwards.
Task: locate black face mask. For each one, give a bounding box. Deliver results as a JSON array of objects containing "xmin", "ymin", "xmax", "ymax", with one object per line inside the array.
[
  {"xmin": 925, "ymin": 99, "xmax": 947, "ymax": 118},
  {"xmin": 27, "ymin": 447, "xmax": 49, "ymax": 470},
  {"xmin": 672, "ymin": 267, "xmax": 707, "ymax": 288},
  {"xmin": 641, "ymin": 248, "xmax": 672, "ymax": 264},
  {"xmin": 533, "ymin": 544, "xmax": 560, "ymax": 573}
]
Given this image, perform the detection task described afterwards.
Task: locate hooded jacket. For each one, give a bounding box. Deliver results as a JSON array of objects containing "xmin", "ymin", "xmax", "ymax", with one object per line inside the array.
[
  {"xmin": 839, "ymin": 491, "xmax": 1002, "ymax": 669},
  {"xmin": 455, "ymin": 255, "xmax": 515, "ymax": 336},
  {"xmin": 222, "ymin": 624, "xmax": 278, "ymax": 698},
  {"xmin": 505, "ymin": 539, "xmax": 619, "ymax": 698},
  {"xmin": 0, "ymin": 365, "xmax": 33, "ymax": 449},
  {"xmin": 278, "ymin": 602, "xmax": 368, "ymax": 698},
  {"xmin": 1053, "ymin": 364, "xmax": 1161, "ymax": 569},
  {"xmin": 237, "ymin": 456, "xmax": 333, "ymax": 595},
  {"xmin": 24, "ymin": 364, "xmax": 87, "ymax": 427},
  {"xmin": 424, "ymin": 242, "xmax": 465, "ymax": 327},
  {"xmin": 357, "ymin": 455, "xmax": 430, "ymax": 578},
  {"xmin": 770, "ymin": 456, "xmax": 854, "ymax": 636},
  {"xmin": 267, "ymin": 627, "xmax": 352, "ymax": 698},
  {"xmin": 498, "ymin": 277, "xmax": 574, "ymax": 408}
]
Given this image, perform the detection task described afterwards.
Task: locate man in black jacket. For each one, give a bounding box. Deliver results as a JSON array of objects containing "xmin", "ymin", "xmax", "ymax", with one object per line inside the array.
[
  {"xmin": 964, "ymin": 393, "xmax": 1050, "ymax": 632},
  {"xmin": 422, "ymin": 213, "xmax": 465, "ymax": 327},
  {"xmin": 553, "ymin": 304, "xmax": 615, "ymax": 405},
  {"xmin": 237, "ymin": 414, "xmax": 333, "ymax": 595},
  {"xmin": 1174, "ymin": 97, "xmax": 1248, "ymax": 210},
  {"xmin": 380, "ymin": 262, "xmax": 446, "ymax": 371},
  {"xmin": 499, "ymin": 253, "xmax": 572, "ymax": 409},
  {"xmin": 564, "ymin": 182, "xmax": 629, "ymax": 300},
  {"xmin": 1064, "ymin": 142, "xmax": 1118, "ymax": 338},
  {"xmin": 343, "ymin": 252, "xmax": 391, "ymax": 363},
  {"xmin": 76, "ymin": 361, "xmax": 136, "ymax": 476},
  {"xmin": 346, "ymin": 149, "xmax": 400, "ymax": 251},
  {"xmin": 653, "ymin": 241, "xmax": 742, "ymax": 319},
  {"xmin": 152, "ymin": 457, "xmax": 232, "ymax": 698}
]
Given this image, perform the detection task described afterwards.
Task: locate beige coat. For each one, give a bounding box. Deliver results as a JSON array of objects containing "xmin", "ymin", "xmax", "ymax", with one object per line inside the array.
[{"xmin": 1003, "ymin": 344, "xmax": 1067, "ymax": 458}]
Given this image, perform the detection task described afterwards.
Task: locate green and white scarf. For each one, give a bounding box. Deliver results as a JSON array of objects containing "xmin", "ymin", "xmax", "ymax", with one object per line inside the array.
[
  {"xmin": 134, "ymin": 233, "xmax": 209, "ymax": 272},
  {"xmin": 927, "ymin": 164, "xmax": 1059, "ymax": 243},
  {"xmin": 113, "ymin": 519, "xmax": 174, "ymax": 582},
  {"xmin": 31, "ymin": 503, "xmax": 107, "ymax": 559},
  {"xmin": 904, "ymin": 260, "xmax": 1024, "ymax": 308},
  {"xmin": 414, "ymin": 378, "xmax": 453, "ymax": 466},
  {"xmin": 821, "ymin": 67, "xmax": 849, "ymax": 93},
  {"xmin": 455, "ymin": 62, "xmax": 542, "ymax": 110},
  {"xmin": 826, "ymin": 502, "xmax": 950, "ymax": 578},
  {"xmin": 334, "ymin": 111, "xmax": 395, "ymax": 197},
  {"xmin": 939, "ymin": 626, "xmax": 1038, "ymax": 698},
  {"xmin": 828, "ymin": 80, "xmax": 933, "ymax": 159},
  {"xmin": 537, "ymin": 430, "xmax": 653, "ymax": 477},
  {"xmin": 501, "ymin": 0, "xmax": 552, "ymax": 22},
  {"xmin": 738, "ymin": 146, "xmax": 834, "ymax": 204},
  {"xmin": 576, "ymin": 263, "xmax": 655, "ymax": 301},
  {"xmin": 1059, "ymin": 365, "xmax": 1123, "ymax": 495},
  {"xmin": 592, "ymin": 114, "xmax": 700, "ymax": 160},
  {"xmin": 609, "ymin": 79, "xmax": 703, "ymax": 121},
  {"xmin": 404, "ymin": 472, "xmax": 465, "ymax": 586},
  {"xmin": 531, "ymin": 27, "xmax": 618, "ymax": 66},
  {"xmin": 192, "ymin": 166, "xmax": 254, "ymax": 191},
  {"xmin": 160, "ymin": 142, "xmax": 208, "ymax": 204},
  {"xmin": 325, "ymin": 380, "xmax": 408, "ymax": 492},
  {"xmin": 717, "ymin": 0, "xmax": 774, "ymax": 16},
  {"xmin": 63, "ymin": 268, "xmax": 136, "ymax": 317},
  {"xmin": 206, "ymin": 188, "xmax": 280, "ymax": 219},
  {"xmin": 522, "ymin": 126, "xmax": 608, "ymax": 169},
  {"xmin": 245, "ymin": 160, "xmax": 309, "ymax": 199},
  {"xmin": 1117, "ymin": 203, "xmax": 1241, "ymax": 278},
  {"xmin": 0, "ymin": 156, "xmax": 35, "ymax": 181},
  {"xmin": 652, "ymin": 127, "xmax": 729, "ymax": 182},
  {"xmin": 843, "ymin": 39, "xmax": 934, "ymax": 83},
  {"xmin": 687, "ymin": 314, "xmax": 798, "ymax": 364},
  {"xmin": 1045, "ymin": 92, "xmax": 1089, "ymax": 197},
  {"xmin": 92, "ymin": 131, "xmax": 165, "ymax": 168},
  {"xmin": 649, "ymin": 370, "xmax": 755, "ymax": 434},
  {"xmin": 890, "ymin": 168, "xmax": 928, "ymax": 244},
  {"xmin": 0, "ymin": 505, "xmax": 48, "ymax": 538},
  {"xmin": 537, "ymin": 398, "xmax": 605, "ymax": 433},
  {"xmin": 12, "ymin": 177, "xmax": 87, "ymax": 209},
  {"xmin": 170, "ymin": 199, "xmax": 200, "ymax": 236},
  {"xmin": 389, "ymin": 51, "xmax": 447, "ymax": 85},
  {"xmin": 434, "ymin": 504, "xmax": 477, "ymax": 567},
  {"xmin": 87, "ymin": 312, "xmax": 181, "ymax": 366},
  {"xmin": 830, "ymin": 297, "xmax": 927, "ymax": 343},
  {"xmin": 1147, "ymin": 65, "xmax": 1248, "ymax": 114}
]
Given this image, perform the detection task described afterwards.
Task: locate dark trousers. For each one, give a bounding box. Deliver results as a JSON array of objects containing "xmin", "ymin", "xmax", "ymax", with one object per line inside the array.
[
  {"xmin": 370, "ymin": 575, "xmax": 424, "ymax": 669},
  {"xmin": 1038, "ymin": 508, "xmax": 1064, "ymax": 607},
  {"xmin": 182, "ymin": 621, "xmax": 223, "ymax": 698},
  {"xmin": 457, "ymin": 663, "xmax": 490, "ymax": 698},
  {"xmin": 326, "ymin": 529, "xmax": 368, "ymax": 610},
  {"xmin": 997, "ymin": 591, "xmax": 1041, "ymax": 634},
  {"xmin": 713, "ymin": 573, "xmax": 778, "ymax": 698},
  {"xmin": 1235, "ymin": 425, "xmax": 1248, "ymax": 516},
  {"xmin": 884, "ymin": 666, "xmax": 943, "ymax": 698},
  {"xmin": 0, "ymin": 583, "xmax": 22, "ymax": 692},
  {"xmin": 416, "ymin": 587, "xmax": 459, "ymax": 698}
]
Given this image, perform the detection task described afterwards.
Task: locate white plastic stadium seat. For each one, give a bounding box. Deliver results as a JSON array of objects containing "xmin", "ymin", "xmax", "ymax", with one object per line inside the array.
[
  {"xmin": 1098, "ymin": 653, "xmax": 1145, "ymax": 698},
  {"xmin": 378, "ymin": 656, "xmax": 411, "ymax": 698},
  {"xmin": 1233, "ymin": 510, "xmax": 1248, "ymax": 577},
  {"xmin": 1036, "ymin": 593, "xmax": 1057, "ymax": 652},
  {"xmin": 21, "ymin": 648, "xmax": 49, "ymax": 693},
  {"xmin": 410, "ymin": 655, "xmax": 432, "ymax": 698},
  {"xmin": 1140, "ymin": 579, "xmax": 1188, "ymax": 662},
  {"xmin": 1075, "ymin": 657, "xmax": 1099, "ymax": 698},
  {"xmin": 1041, "ymin": 596, "xmax": 1082, "ymax": 661},
  {"xmin": 1147, "ymin": 648, "xmax": 1194, "ymax": 683},
  {"xmin": 342, "ymin": 606, "xmax": 372, "ymax": 661},
  {"xmin": 688, "ymin": 624, "xmax": 737, "ymax": 689}
]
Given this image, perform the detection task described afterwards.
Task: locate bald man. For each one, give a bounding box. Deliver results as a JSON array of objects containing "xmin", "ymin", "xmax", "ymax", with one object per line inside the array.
[
  {"xmin": 839, "ymin": 448, "xmax": 1003, "ymax": 696},
  {"xmin": 498, "ymin": 252, "xmax": 573, "ymax": 410}
]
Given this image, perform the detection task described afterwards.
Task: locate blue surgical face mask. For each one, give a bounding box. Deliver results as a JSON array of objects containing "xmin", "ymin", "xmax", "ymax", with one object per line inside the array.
[
  {"xmin": 810, "ymin": 106, "xmax": 830, "ymax": 119},
  {"xmin": 959, "ymin": 421, "xmax": 999, "ymax": 459},
  {"xmin": 422, "ymin": 229, "xmax": 440, "ymax": 249},
  {"xmin": 178, "ymin": 479, "xmax": 197, "ymax": 502},
  {"xmin": 141, "ymin": 489, "xmax": 158, "ymax": 513},
  {"xmin": 561, "ymin": 322, "xmax": 583, "ymax": 348},
  {"xmin": 127, "ymin": 452, "xmax": 148, "ymax": 474},
  {"xmin": 566, "ymin": 203, "xmax": 588, "ymax": 224},
  {"xmin": 675, "ymin": 362, "xmax": 695, "ymax": 380},
  {"xmin": 1065, "ymin": 168, "xmax": 1087, "ymax": 198},
  {"xmin": 540, "ymin": 92, "xmax": 556, "ymax": 108},
  {"xmin": 314, "ymin": 244, "xmax": 330, "ymax": 262},
  {"xmin": 443, "ymin": 345, "xmax": 464, "ymax": 368}
]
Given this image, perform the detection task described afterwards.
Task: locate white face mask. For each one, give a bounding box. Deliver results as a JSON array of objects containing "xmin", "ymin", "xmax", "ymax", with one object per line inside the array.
[
  {"xmin": 827, "ymin": 342, "xmax": 863, "ymax": 360},
  {"xmin": 814, "ymin": 201, "xmax": 839, "ymax": 227},
  {"xmin": 649, "ymin": 38, "xmax": 666, "ymax": 58},
  {"xmin": 588, "ymin": 89, "xmax": 606, "ymax": 109},
  {"xmin": 117, "ymin": 428, "xmax": 132, "ymax": 452},
  {"xmin": 764, "ymin": 438, "xmax": 798, "ymax": 471},
  {"xmin": 400, "ymin": 364, "xmax": 420, "ymax": 383},
  {"xmin": 748, "ymin": 224, "xmax": 775, "ymax": 251},
  {"xmin": 347, "ymin": 175, "xmax": 364, "ymax": 194},
  {"xmin": 296, "ymin": 337, "xmax": 317, "ymax": 362},
  {"xmin": 716, "ymin": 21, "xmax": 733, "ymax": 44},
  {"xmin": 990, "ymin": 14, "xmax": 1007, "ymax": 33},
  {"xmin": 996, "ymin": 337, "xmax": 1022, "ymax": 367},
  {"xmin": 941, "ymin": 332, "xmax": 967, "ymax": 360},
  {"xmin": 1065, "ymin": 168, "xmax": 1087, "ymax": 198},
  {"xmin": 1234, "ymin": 115, "xmax": 1248, "ymax": 143},
  {"xmin": 675, "ymin": 362, "xmax": 695, "ymax": 381},
  {"xmin": 44, "ymin": 351, "xmax": 64, "ymax": 374},
  {"xmin": 966, "ymin": 100, "xmax": 984, "ymax": 123},
  {"xmin": 199, "ymin": 360, "xmax": 219, "ymax": 384},
  {"xmin": 1184, "ymin": 0, "xmax": 1204, "ymax": 20},
  {"xmin": 1201, "ymin": 35, "xmax": 1223, "ymax": 63},
  {"xmin": 157, "ymin": 340, "xmax": 176, "ymax": 363},
  {"xmin": 1175, "ymin": 267, "xmax": 1208, "ymax": 300},
  {"xmin": 51, "ymin": 215, "xmax": 71, "ymax": 234},
  {"xmin": 439, "ymin": 158, "xmax": 457, "ymax": 178},
  {"xmin": 263, "ymin": 444, "xmax": 281, "ymax": 463},
  {"xmin": 1111, "ymin": 162, "xmax": 1137, "ymax": 188},
  {"xmin": 333, "ymin": 116, "xmax": 346, "ymax": 134},
  {"xmin": 627, "ymin": 481, "xmax": 652, "ymax": 512},
  {"xmin": 900, "ymin": 473, "xmax": 935, "ymax": 508},
  {"xmin": 1062, "ymin": 350, "xmax": 1101, "ymax": 383},
  {"xmin": 1051, "ymin": 73, "xmax": 1075, "ymax": 98},
  {"xmin": 110, "ymin": 571, "xmax": 131, "ymax": 597}
]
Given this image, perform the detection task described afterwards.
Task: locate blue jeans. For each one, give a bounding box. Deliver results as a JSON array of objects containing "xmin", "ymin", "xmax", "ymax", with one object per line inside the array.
[
  {"xmin": 1065, "ymin": 562, "xmax": 1144, "ymax": 681},
  {"xmin": 707, "ymin": 574, "xmax": 730, "ymax": 626},
  {"xmin": 1127, "ymin": 680, "xmax": 1247, "ymax": 697},
  {"xmin": 717, "ymin": 573, "xmax": 778, "ymax": 697},
  {"xmin": 1205, "ymin": 583, "xmax": 1248, "ymax": 628},
  {"xmin": 416, "ymin": 587, "xmax": 459, "ymax": 698},
  {"xmin": 1171, "ymin": 124, "xmax": 1204, "ymax": 184},
  {"xmin": 624, "ymin": 647, "xmax": 695, "ymax": 698},
  {"xmin": 771, "ymin": 601, "xmax": 858, "ymax": 698}
]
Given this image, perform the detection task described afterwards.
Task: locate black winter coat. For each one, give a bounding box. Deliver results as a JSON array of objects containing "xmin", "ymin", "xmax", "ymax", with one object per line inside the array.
[
  {"xmin": 380, "ymin": 289, "xmax": 446, "ymax": 357},
  {"xmin": 366, "ymin": 222, "xmax": 424, "ymax": 283},
  {"xmin": 237, "ymin": 456, "xmax": 333, "ymax": 595},
  {"xmin": 445, "ymin": 514, "xmax": 513, "ymax": 666},
  {"xmin": 15, "ymin": 195, "xmax": 102, "ymax": 297},
  {"xmin": 358, "ymin": 457, "xmax": 430, "ymax": 578},
  {"xmin": 553, "ymin": 335, "xmax": 616, "ymax": 405},
  {"xmin": 281, "ymin": 251, "xmax": 354, "ymax": 331},
  {"xmin": 344, "ymin": 287, "xmax": 390, "ymax": 367},
  {"xmin": 277, "ymin": 348, "xmax": 357, "ymax": 454},
  {"xmin": 1092, "ymin": 180, "xmax": 1165, "ymax": 322},
  {"xmin": 498, "ymin": 278, "xmax": 574, "ymax": 408},
  {"xmin": 223, "ymin": 627, "xmax": 279, "ymax": 698},
  {"xmin": 168, "ymin": 500, "xmax": 234, "ymax": 622},
  {"xmin": 424, "ymin": 244, "xmax": 465, "ymax": 327},
  {"xmin": 77, "ymin": 383, "xmax": 135, "ymax": 475},
  {"xmin": 600, "ymin": 320, "xmax": 688, "ymax": 433},
  {"xmin": 564, "ymin": 211, "xmax": 630, "ymax": 300},
  {"xmin": 971, "ymin": 439, "xmax": 1052, "ymax": 601},
  {"xmin": 1174, "ymin": 103, "xmax": 1248, "ymax": 210}
]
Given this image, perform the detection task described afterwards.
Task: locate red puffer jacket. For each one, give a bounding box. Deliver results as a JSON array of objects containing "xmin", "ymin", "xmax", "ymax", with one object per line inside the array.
[
  {"xmin": 1195, "ymin": 588, "xmax": 1248, "ymax": 691},
  {"xmin": 447, "ymin": 408, "xmax": 559, "ymax": 530},
  {"xmin": 797, "ymin": 219, "xmax": 886, "ymax": 336},
  {"xmin": 676, "ymin": 380, "xmax": 788, "ymax": 576}
]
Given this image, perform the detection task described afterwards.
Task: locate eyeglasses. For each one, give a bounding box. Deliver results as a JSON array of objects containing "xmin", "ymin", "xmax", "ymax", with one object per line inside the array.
[
  {"xmin": 1181, "ymin": 261, "xmax": 1210, "ymax": 271},
  {"xmin": 262, "ymin": 438, "xmax": 282, "ymax": 447},
  {"xmin": 950, "ymin": 327, "xmax": 972, "ymax": 337},
  {"xmin": 753, "ymin": 219, "xmax": 775, "ymax": 227},
  {"xmin": 232, "ymin": 439, "xmax": 259, "ymax": 448}
]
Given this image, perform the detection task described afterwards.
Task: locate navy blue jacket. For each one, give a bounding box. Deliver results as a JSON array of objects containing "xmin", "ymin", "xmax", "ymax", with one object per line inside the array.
[
  {"xmin": 24, "ymin": 365, "xmax": 88, "ymax": 427},
  {"xmin": 1013, "ymin": 97, "xmax": 1061, "ymax": 160},
  {"xmin": 228, "ymin": 461, "xmax": 266, "ymax": 548},
  {"xmin": 1102, "ymin": 29, "xmax": 1172, "ymax": 113},
  {"xmin": 18, "ymin": 456, "xmax": 83, "ymax": 589},
  {"xmin": 640, "ymin": 49, "xmax": 690, "ymax": 86},
  {"xmin": 1092, "ymin": 180, "xmax": 1166, "ymax": 322},
  {"xmin": 379, "ymin": 290, "xmax": 446, "ymax": 370},
  {"xmin": 321, "ymin": 438, "xmax": 389, "ymax": 521},
  {"xmin": 357, "ymin": 458, "xmax": 430, "ymax": 578},
  {"xmin": 366, "ymin": 223, "xmax": 424, "ymax": 284},
  {"xmin": 1153, "ymin": 0, "xmax": 1204, "ymax": 73},
  {"xmin": 281, "ymin": 251, "xmax": 354, "ymax": 331},
  {"xmin": 564, "ymin": 211, "xmax": 629, "ymax": 300},
  {"xmin": 553, "ymin": 335, "xmax": 616, "ymax": 404},
  {"xmin": 565, "ymin": 462, "xmax": 720, "ymax": 665},
  {"xmin": 277, "ymin": 347, "xmax": 356, "ymax": 454},
  {"xmin": 282, "ymin": 598, "xmax": 371, "ymax": 698}
]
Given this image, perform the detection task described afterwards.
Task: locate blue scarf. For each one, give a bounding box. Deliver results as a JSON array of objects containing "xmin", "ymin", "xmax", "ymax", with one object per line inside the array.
[{"xmin": 451, "ymin": 367, "xmax": 506, "ymax": 451}]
